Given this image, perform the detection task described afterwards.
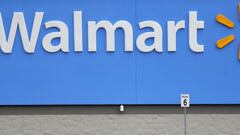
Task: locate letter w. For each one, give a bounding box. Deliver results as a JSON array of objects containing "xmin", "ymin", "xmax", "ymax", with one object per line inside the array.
[{"xmin": 0, "ymin": 12, "xmax": 43, "ymax": 53}]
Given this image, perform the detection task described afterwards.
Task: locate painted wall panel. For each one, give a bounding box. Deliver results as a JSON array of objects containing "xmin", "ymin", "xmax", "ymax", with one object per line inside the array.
[
  {"xmin": 0, "ymin": 0, "xmax": 239, "ymax": 105},
  {"xmin": 136, "ymin": 0, "xmax": 240, "ymax": 104}
]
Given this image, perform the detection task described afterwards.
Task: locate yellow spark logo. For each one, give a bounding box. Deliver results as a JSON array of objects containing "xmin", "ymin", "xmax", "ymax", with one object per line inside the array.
[{"xmin": 216, "ymin": 3, "xmax": 240, "ymax": 61}]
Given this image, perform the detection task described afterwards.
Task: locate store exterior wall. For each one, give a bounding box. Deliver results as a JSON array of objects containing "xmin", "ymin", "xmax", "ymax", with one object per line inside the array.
[
  {"xmin": 0, "ymin": 106, "xmax": 239, "ymax": 135},
  {"xmin": 0, "ymin": 1, "xmax": 240, "ymax": 135}
]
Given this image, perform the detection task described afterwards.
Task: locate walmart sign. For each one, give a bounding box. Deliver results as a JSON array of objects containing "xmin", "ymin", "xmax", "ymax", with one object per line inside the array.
[
  {"xmin": 0, "ymin": 11, "xmax": 204, "ymax": 53},
  {"xmin": 0, "ymin": 0, "xmax": 239, "ymax": 105}
]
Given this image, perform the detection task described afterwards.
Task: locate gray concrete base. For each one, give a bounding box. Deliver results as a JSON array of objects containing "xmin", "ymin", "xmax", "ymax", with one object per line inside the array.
[{"xmin": 0, "ymin": 105, "xmax": 239, "ymax": 135}]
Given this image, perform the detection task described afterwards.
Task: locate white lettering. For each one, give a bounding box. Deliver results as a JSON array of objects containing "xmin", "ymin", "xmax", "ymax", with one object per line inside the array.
[
  {"xmin": 42, "ymin": 21, "xmax": 69, "ymax": 52},
  {"xmin": 74, "ymin": 11, "xmax": 83, "ymax": 52},
  {"xmin": 88, "ymin": 20, "xmax": 133, "ymax": 52},
  {"xmin": 0, "ymin": 12, "xmax": 43, "ymax": 53},
  {"xmin": 137, "ymin": 21, "xmax": 163, "ymax": 52},
  {"xmin": 167, "ymin": 20, "xmax": 185, "ymax": 52},
  {"xmin": 189, "ymin": 11, "xmax": 205, "ymax": 52}
]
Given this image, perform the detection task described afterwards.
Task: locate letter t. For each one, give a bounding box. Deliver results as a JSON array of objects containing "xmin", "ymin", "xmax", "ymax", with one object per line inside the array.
[{"xmin": 189, "ymin": 11, "xmax": 205, "ymax": 52}]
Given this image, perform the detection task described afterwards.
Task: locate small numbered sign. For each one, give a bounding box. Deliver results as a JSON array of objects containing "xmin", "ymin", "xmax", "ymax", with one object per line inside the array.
[{"xmin": 181, "ymin": 94, "xmax": 190, "ymax": 108}]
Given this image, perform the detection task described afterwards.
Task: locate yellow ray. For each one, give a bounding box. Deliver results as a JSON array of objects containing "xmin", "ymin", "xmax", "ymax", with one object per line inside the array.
[
  {"xmin": 239, "ymin": 3, "xmax": 240, "ymax": 20},
  {"xmin": 216, "ymin": 34, "xmax": 235, "ymax": 49},
  {"xmin": 216, "ymin": 14, "xmax": 235, "ymax": 28},
  {"xmin": 238, "ymin": 44, "xmax": 240, "ymax": 61}
]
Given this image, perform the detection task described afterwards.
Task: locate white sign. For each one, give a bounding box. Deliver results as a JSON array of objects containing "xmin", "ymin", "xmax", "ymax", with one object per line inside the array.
[
  {"xmin": 181, "ymin": 94, "xmax": 190, "ymax": 107},
  {"xmin": 0, "ymin": 11, "xmax": 204, "ymax": 53}
]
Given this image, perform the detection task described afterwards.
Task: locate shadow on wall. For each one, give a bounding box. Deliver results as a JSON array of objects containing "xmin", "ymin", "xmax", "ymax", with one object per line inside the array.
[{"xmin": 0, "ymin": 105, "xmax": 239, "ymax": 115}]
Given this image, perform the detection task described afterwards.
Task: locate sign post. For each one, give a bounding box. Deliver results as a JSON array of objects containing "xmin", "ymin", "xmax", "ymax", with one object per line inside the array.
[{"xmin": 181, "ymin": 94, "xmax": 190, "ymax": 135}]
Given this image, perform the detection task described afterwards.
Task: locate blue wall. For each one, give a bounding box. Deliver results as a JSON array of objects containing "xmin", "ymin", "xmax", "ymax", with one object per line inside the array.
[{"xmin": 0, "ymin": 0, "xmax": 239, "ymax": 105}]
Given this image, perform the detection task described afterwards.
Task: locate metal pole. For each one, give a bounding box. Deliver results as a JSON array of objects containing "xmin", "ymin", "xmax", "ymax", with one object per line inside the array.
[{"xmin": 184, "ymin": 107, "xmax": 187, "ymax": 135}]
